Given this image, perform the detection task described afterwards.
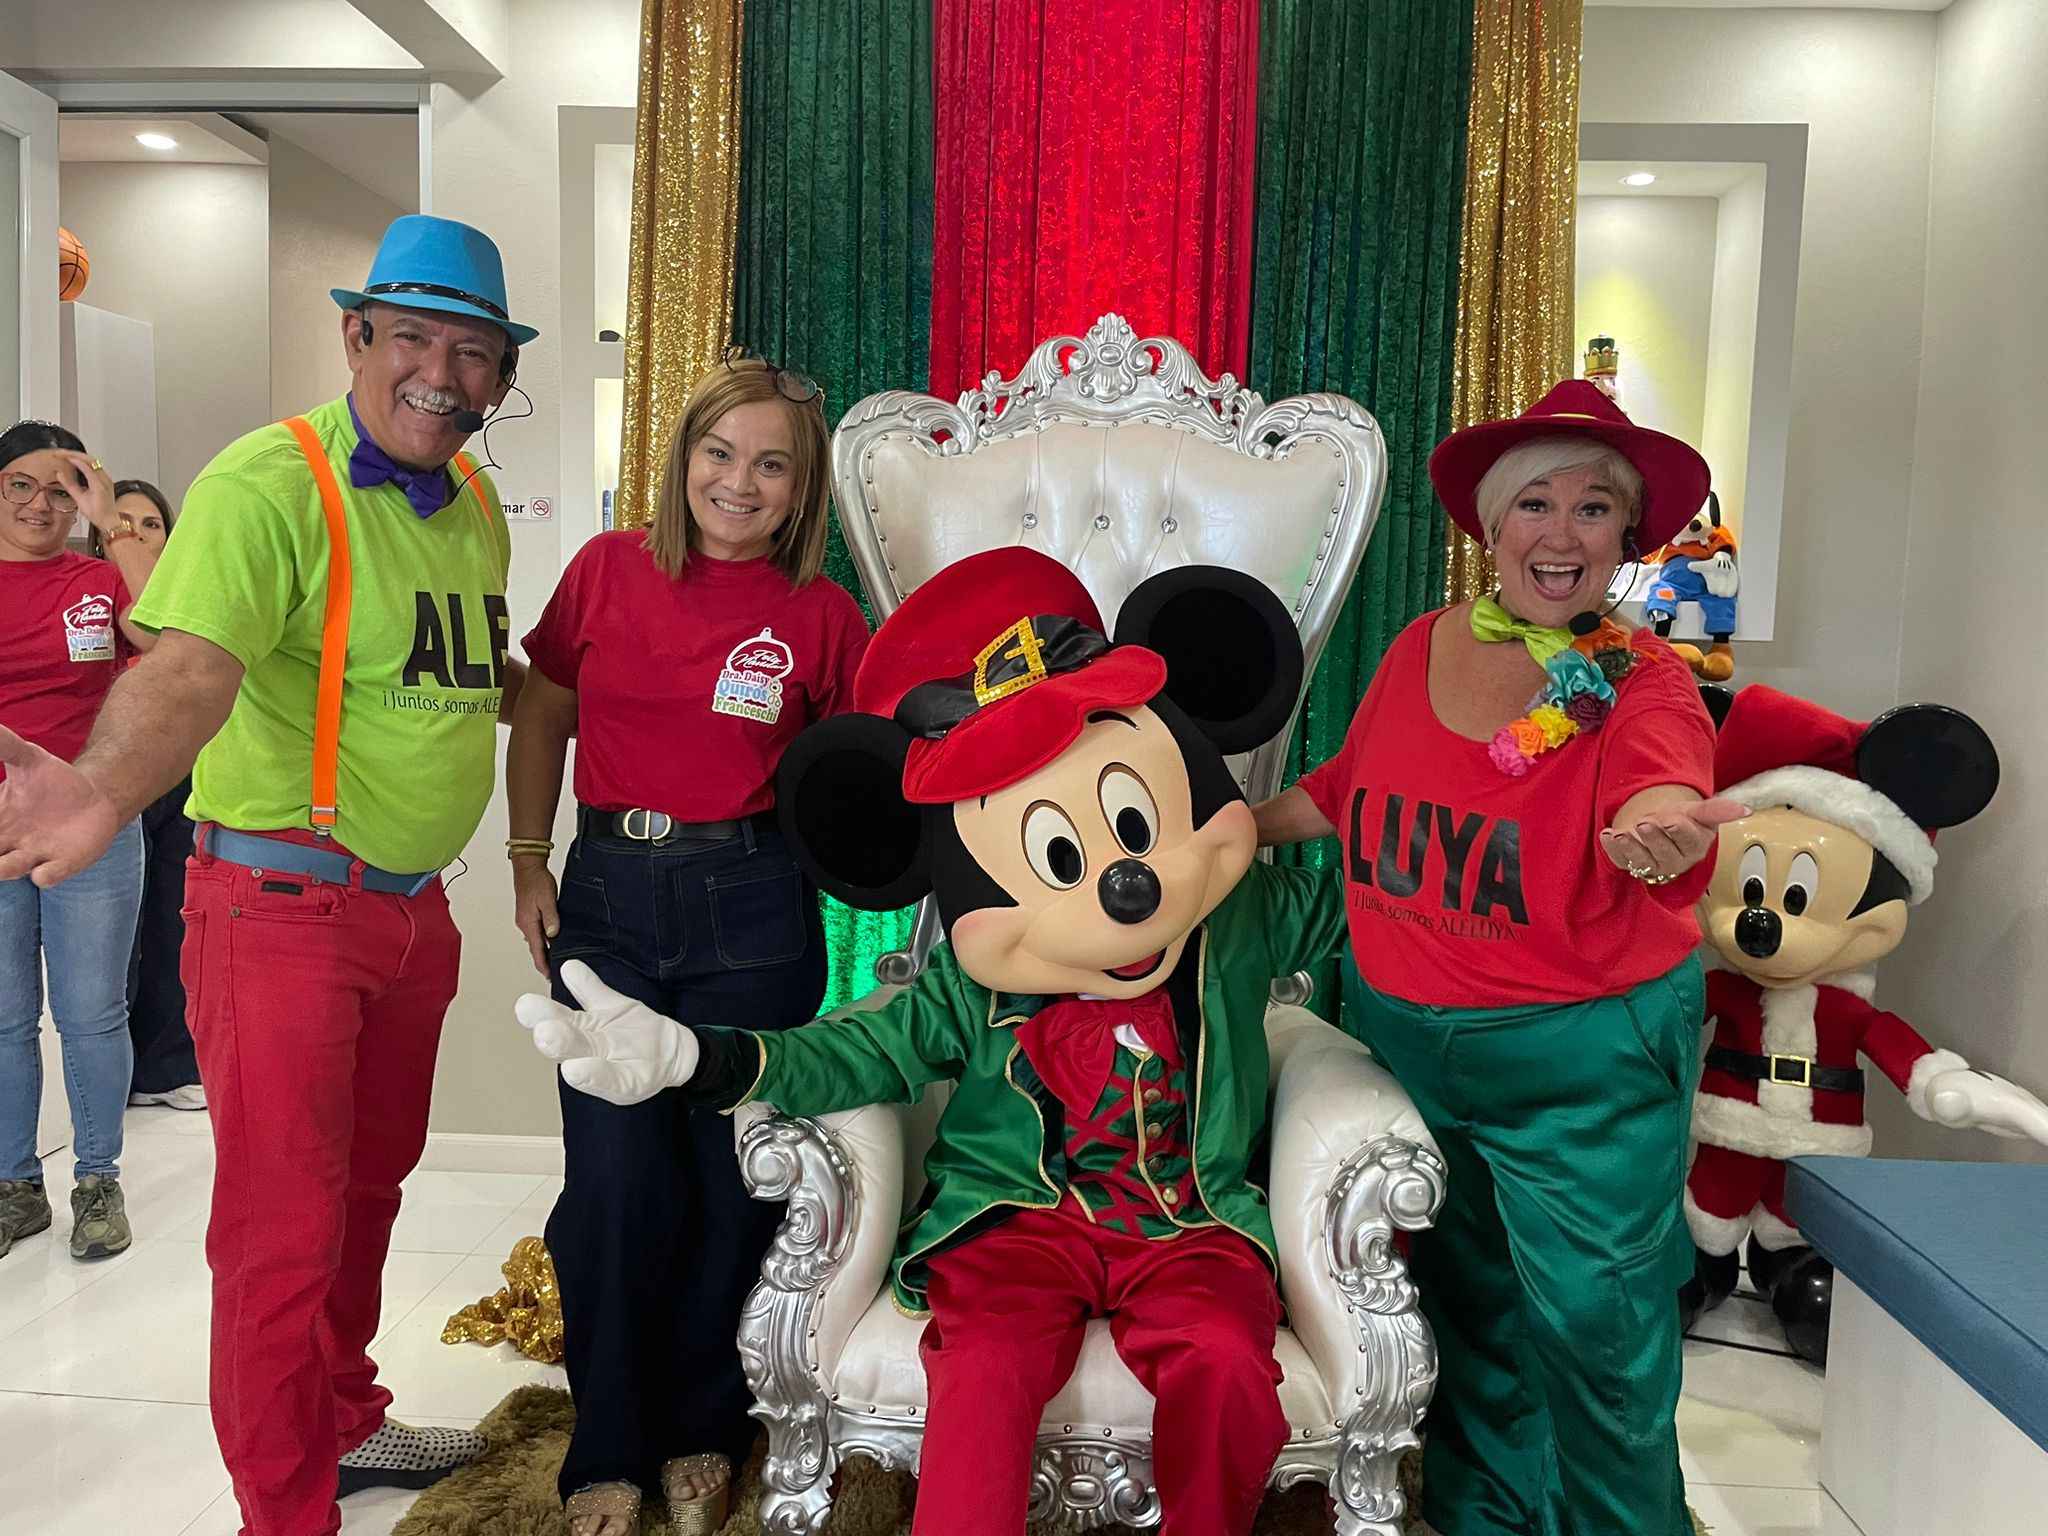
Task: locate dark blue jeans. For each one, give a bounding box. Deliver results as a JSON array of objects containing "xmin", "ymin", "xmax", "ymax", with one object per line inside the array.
[
  {"xmin": 544, "ymin": 816, "xmax": 825, "ymax": 1499},
  {"xmin": 127, "ymin": 779, "xmax": 199, "ymax": 1095}
]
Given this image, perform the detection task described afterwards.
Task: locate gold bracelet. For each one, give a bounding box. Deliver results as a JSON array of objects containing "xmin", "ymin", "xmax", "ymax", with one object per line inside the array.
[
  {"xmin": 506, "ymin": 838, "xmax": 554, "ymax": 858},
  {"xmin": 99, "ymin": 525, "xmax": 139, "ymax": 545}
]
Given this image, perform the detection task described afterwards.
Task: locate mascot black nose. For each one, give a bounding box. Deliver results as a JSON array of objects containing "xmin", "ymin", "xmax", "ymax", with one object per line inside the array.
[
  {"xmin": 1098, "ymin": 859, "xmax": 1162, "ymax": 925},
  {"xmin": 1735, "ymin": 906, "xmax": 1782, "ymax": 959}
]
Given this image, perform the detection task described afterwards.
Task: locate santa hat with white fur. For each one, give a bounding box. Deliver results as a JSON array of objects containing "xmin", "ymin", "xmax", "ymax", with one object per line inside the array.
[{"xmin": 1711, "ymin": 685, "xmax": 2000, "ymax": 906}]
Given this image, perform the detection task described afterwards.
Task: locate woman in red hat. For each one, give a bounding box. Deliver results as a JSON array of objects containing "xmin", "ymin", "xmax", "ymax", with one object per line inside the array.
[
  {"xmin": 505, "ymin": 354, "xmax": 869, "ymax": 1536},
  {"xmin": 1255, "ymin": 380, "xmax": 1745, "ymax": 1536}
]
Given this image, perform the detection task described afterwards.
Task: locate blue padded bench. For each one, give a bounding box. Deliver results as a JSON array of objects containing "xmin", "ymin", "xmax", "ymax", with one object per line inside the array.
[{"xmin": 1787, "ymin": 1156, "xmax": 2048, "ymax": 1536}]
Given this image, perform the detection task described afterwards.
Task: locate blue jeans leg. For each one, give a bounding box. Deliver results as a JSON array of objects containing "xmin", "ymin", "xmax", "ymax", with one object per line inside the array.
[
  {"xmin": 43, "ymin": 821, "xmax": 143, "ymax": 1181},
  {"xmin": 0, "ymin": 871, "xmax": 47, "ymax": 1184}
]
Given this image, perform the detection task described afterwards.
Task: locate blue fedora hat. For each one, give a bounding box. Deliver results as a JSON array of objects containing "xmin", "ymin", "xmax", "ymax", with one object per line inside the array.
[{"xmin": 331, "ymin": 214, "xmax": 539, "ymax": 346}]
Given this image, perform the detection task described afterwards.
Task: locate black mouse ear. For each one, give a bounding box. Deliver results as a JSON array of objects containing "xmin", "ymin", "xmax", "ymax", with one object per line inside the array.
[
  {"xmin": 1856, "ymin": 704, "xmax": 2000, "ymax": 830},
  {"xmin": 1113, "ymin": 566, "xmax": 1303, "ymax": 754},
  {"xmin": 775, "ymin": 714, "xmax": 931, "ymax": 910},
  {"xmin": 1706, "ymin": 491, "xmax": 1722, "ymax": 528},
  {"xmin": 1700, "ymin": 683, "xmax": 1736, "ymax": 729}
]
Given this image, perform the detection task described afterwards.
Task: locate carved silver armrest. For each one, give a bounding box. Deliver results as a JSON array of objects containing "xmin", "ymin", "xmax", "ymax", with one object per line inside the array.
[
  {"xmin": 1265, "ymin": 1007, "xmax": 1447, "ymax": 1536},
  {"xmin": 736, "ymin": 1103, "xmax": 906, "ymax": 1536}
]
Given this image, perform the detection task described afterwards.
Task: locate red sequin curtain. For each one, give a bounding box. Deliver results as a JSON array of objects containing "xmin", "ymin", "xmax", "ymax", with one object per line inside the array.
[{"xmin": 930, "ymin": 0, "xmax": 1261, "ymax": 394}]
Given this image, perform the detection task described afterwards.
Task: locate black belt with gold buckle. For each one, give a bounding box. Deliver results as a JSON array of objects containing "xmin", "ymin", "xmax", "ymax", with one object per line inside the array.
[
  {"xmin": 576, "ymin": 805, "xmax": 753, "ymax": 848},
  {"xmin": 1706, "ymin": 1045, "xmax": 1865, "ymax": 1094}
]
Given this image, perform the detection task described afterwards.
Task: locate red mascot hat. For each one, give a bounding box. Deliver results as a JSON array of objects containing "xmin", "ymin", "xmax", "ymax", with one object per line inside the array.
[
  {"xmin": 1713, "ymin": 685, "xmax": 1938, "ymax": 905},
  {"xmin": 854, "ymin": 548, "xmax": 1168, "ymax": 805}
]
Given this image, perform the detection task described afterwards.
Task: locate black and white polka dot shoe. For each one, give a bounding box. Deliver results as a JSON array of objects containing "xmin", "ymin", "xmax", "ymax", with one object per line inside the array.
[{"xmin": 337, "ymin": 1419, "xmax": 487, "ymax": 1495}]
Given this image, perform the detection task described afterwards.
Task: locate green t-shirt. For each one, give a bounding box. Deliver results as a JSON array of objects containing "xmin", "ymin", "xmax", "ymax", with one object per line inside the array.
[{"xmin": 131, "ymin": 394, "xmax": 512, "ymax": 872}]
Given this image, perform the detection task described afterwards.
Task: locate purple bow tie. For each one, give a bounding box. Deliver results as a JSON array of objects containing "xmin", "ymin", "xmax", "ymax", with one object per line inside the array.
[{"xmin": 347, "ymin": 395, "xmax": 453, "ymax": 519}]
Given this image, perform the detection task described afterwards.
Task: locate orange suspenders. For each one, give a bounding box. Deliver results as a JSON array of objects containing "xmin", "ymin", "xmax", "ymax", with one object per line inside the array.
[{"xmin": 281, "ymin": 416, "xmax": 491, "ymax": 838}]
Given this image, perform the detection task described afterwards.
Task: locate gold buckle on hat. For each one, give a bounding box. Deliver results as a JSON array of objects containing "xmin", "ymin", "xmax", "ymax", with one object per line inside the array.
[
  {"xmin": 972, "ymin": 616, "xmax": 1050, "ymax": 706},
  {"xmin": 1769, "ymin": 1053, "xmax": 1814, "ymax": 1088}
]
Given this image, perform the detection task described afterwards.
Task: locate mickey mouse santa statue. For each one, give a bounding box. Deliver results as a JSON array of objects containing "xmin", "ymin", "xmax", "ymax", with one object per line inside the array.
[{"xmin": 1680, "ymin": 683, "xmax": 2048, "ymax": 1364}]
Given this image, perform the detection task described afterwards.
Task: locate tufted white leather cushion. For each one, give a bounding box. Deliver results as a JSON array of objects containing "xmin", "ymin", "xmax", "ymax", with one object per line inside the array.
[
  {"xmin": 861, "ymin": 422, "xmax": 1347, "ymax": 627},
  {"xmin": 828, "ymin": 1303, "xmax": 1338, "ymax": 1441}
]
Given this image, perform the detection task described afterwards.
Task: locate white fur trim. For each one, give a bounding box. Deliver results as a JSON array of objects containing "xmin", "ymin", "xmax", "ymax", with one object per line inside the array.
[
  {"xmin": 1757, "ymin": 985, "xmax": 1818, "ymax": 1122},
  {"xmin": 1685, "ymin": 1189, "xmax": 1751, "ymax": 1255},
  {"xmin": 1691, "ymin": 1091, "xmax": 1875, "ymax": 1160},
  {"xmin": 1721, "ymin": 765, "xmax": 1937, "ymax": 904},
  {"xmin": 1749, "ymin": 1205, "xmax": 1806, "ymax": 1251},
  {"xmin": 1905, "ymin": 1048, "xmax": 1971, "ymax": 1120},
  {"xmin": 1821, "ymin": 969, "xmax": 1878, "ymax": 1002}
]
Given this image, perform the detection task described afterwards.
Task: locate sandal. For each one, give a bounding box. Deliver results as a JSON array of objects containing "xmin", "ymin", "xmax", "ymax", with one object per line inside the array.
[
  {"xmin": 564, "ymin": 1479, "xmax": 641, "ymax": 1536},
  {"xmin": 660, "ymin": 1453, "xmax": 732, "ymax": 1535}
]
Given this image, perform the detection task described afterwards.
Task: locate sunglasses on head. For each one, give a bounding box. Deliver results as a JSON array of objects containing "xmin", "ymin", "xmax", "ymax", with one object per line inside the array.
[{"xmin": 723, "ymin": 345, "xmax": 823, "ymax": 406}]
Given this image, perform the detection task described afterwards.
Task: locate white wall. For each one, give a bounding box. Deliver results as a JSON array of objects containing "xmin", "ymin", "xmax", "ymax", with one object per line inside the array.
[
  {"xmin": 56, "ymin": 162, "xmax": 271, "ymax": 504},
  {"xmin": 268, "ymin": 136, "xmax": 406, "ymax": 420},
  {"xmin": 1700, "ymin": 170, "xmax": 1764, "ymax": 536},
  {"xmin": 1575, "ymin": 195, "xmax": 1719, "ymax": 450},
  {"xmin": 1880, "ymin": 0, "xmax": 2048, "ymax": 1167},
  {"xmin": 426, "ymin": 0, "xmax": 642, "ymax": 1138},
  {"xmin": 4, "ymin": 0, "xmax": 416, "ymax": 73},
  {"xmin": 1582, "ymin": 6, "xmax": 1938, "ymax": 719}
]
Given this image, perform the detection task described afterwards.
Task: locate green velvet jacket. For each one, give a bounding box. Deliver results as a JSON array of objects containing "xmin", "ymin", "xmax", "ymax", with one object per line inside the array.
[{"xmin": 698, "ymin": 860, "xmax": 1348, "ymax": 1315}]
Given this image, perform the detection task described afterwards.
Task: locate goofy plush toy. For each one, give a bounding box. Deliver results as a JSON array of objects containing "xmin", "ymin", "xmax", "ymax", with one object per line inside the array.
[{"xmin": 520, "ymin": 548, "xmax": 1347, "ymax": 1536}]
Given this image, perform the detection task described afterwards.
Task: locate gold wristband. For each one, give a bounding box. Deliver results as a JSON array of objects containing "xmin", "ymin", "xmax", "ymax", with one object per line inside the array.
[
  {"xmin": 100, "ymin": 525, "xmax": 139, "ymax": 545},
  {"xmin": 506, "ymin": 838, "xmax": 554, "ymax": 859}
]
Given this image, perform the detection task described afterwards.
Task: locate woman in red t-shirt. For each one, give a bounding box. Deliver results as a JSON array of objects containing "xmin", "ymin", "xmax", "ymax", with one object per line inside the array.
[
  {"xmin": 1254, "ymin": 382, "xmax": 1745, "ymax": 1536},
  {"xmin": 0, "ymin": 422, "xmax": 160, "ymax": 1266},
  {"xmin": 507, "ymin": 357, "xmax": 868, "ymax": 1536}
]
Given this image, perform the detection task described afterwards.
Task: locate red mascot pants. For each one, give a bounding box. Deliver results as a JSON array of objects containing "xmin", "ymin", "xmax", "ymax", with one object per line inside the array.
[
  {"xmin": 1687, "ymin": 1141, "xmax": 1793, "ymax": 1251},
  {"xmin": 915, "ymin": 1205, "xmax": 1288, "ymax": 1536},
  {"xmin": 181, "ymin": 833, "xmax": 461, "ymax": 1536}
]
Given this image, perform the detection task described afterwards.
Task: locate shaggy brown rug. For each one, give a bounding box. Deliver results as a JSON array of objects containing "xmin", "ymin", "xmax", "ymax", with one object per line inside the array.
[{"xmin": 391, "ymin": 1387, "xmax": 1704, "ymax": 1535}]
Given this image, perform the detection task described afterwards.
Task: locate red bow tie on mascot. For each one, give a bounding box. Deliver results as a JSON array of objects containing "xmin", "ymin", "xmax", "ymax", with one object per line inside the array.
[{"xmin": 1679, "ymin": 683, "xmax": 2048, "ymax": 1364}]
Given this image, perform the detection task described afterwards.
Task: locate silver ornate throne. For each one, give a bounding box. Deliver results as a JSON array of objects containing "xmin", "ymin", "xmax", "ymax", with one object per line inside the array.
[{"xmin": 736, "ymin": 315, "xmax": 1448, "ymax": 1534}]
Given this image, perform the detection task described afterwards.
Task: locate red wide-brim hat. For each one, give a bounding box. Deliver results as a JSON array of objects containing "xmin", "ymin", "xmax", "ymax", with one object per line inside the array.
[
  {"xmin": 1428, "ymin": 379, "xmax": 1712, "ymax": 551},
  {"xmin": 854, "ymin": 547, "xmax": 1168, "ymax": 805}
]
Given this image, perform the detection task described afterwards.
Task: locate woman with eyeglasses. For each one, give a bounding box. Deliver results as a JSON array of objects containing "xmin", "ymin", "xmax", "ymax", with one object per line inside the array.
[
  {"xmin": 507, "ymin": 355, "xmax": 869, "ymax": 1536},
  {"xmin": 88, "ymin": 481, "xmax": 206, "ymax": 1115},
  {"xmin": 0, "ymin": 423, "xmax": 159, "ymax": 1265}
]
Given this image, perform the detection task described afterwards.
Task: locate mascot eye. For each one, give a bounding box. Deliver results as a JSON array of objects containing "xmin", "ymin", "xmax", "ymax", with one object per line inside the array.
[
  {"xmin": 1785, "ymin": 852, "xmax": 1819, "ymax": 917},
  {"xmin": 1022, "ymin": 802, "xmax": 1087, "ymax": 889},
  {"xmin": 1739, "ymin": 843, "xmax": 1767, "ymax": 907},
  {"xmin": 1098, "ymin": 767, "xmax": 1158, "ymax": 856}
]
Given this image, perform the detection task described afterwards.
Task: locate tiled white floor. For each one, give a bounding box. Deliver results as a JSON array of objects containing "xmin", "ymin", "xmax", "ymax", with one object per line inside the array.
[{"xmin": 3, "ymin": 1106, "xmax": 1831, "ymax": 1535}]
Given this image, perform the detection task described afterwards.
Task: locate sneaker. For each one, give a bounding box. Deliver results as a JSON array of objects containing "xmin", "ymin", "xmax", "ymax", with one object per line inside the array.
[
  {"xmin": 130, "ymin": 1084, "xmax": 208, "ymax": 1112},
  {"xmin": 0, "ymin": 1179, "xmax": 54, "ymax": 1260},
  {"xmin": 337, "ymin": 1419, "xmax": 487, "ymax": 1496},
  {"xmin": 69, "ymin": 1174, "xmax": 132, "ymax": 1261}
]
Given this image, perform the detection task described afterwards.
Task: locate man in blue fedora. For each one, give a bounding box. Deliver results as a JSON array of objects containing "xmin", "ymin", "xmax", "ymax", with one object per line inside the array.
[{"xmin": 0, "ymin": 215, "xmax": 538, "ymax": 1535}]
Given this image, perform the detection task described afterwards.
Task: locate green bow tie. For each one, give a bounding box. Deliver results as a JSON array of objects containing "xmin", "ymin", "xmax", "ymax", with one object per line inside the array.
[{"xmin": 1470, "ymin": 593, "xmax": 1573, "ymax": 667}]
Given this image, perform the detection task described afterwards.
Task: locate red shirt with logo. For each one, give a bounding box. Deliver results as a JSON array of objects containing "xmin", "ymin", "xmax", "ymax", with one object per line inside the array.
[
  {"xmin": 1295, "ymin": 609, "xmax": 1715, "ymax": 1009},
  {"xmin": 524, "ymin": 531, "xmax": 869, "ymax": 820},
  {"xmin": 0, "ymin": 552, "xmax": 133, "ymax": 780}
]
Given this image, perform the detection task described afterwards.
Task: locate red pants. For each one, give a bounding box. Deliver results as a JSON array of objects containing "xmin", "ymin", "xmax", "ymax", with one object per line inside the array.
[
  {"xmin": 181, "ymin": 833, "xmax": 460, "ymax": 1536},
  {"xmin": 916, "ymin": 1206, "xmax": 1287, "ymax": 1536},
  {"xmin": 1686, "ymin": 1141, "xmax": 1792, "ymax": 1251}
]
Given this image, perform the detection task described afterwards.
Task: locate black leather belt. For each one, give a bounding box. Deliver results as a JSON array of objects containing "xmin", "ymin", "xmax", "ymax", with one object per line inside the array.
[
  {"xmin": 1706, "ymin": 1045, "xmax": 1865, "ymax": 1095},
  {"xmin": 576, "ymin": 805, "xmax": 768, "ymax": 848}
]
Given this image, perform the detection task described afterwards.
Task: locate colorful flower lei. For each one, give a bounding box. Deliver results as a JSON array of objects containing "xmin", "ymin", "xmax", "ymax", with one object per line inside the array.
[{"xmin": 1488, "ymin": 619, "xmax": 1640, "ymax": 777}]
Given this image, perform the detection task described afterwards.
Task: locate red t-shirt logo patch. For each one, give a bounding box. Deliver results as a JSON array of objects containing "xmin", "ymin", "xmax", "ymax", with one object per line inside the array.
[
  {"xmin": 711, "ymin": 626, "xmax": 794, "ymax": 724},
  {"xmin": 63, "ymin": 592, "xmax": 117, "ymax": 664}
]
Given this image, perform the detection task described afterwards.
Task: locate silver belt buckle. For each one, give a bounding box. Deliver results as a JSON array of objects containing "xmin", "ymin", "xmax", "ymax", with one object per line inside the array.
[{"xmin": 622, "ymin": 808, "xmax": 674, "ymax": 843}]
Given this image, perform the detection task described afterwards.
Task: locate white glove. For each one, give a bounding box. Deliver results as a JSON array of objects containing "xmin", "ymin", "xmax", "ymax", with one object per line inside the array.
[
  {"xmin": 516, "ymin": 959, "xmax": 699, "ymax": 1105},
  {"xmin": 1920, "ymin": 1066, "xmax": 2048, "ymax": 1145},
  {"xmin": 1702, "ymin": 549, "xmax": 1740, "ymax": 598}
]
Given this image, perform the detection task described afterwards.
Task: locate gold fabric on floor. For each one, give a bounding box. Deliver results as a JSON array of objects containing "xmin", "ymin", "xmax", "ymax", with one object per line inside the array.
[{"xmin": 442, "ymin": 1236, "xmax": 564, "ymax": 1365}]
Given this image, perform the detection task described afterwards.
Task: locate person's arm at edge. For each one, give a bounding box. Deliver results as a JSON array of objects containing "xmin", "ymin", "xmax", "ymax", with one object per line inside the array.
[{"xmin": 76, "ymin": 630, "xmax": 244, "ymax": 817}]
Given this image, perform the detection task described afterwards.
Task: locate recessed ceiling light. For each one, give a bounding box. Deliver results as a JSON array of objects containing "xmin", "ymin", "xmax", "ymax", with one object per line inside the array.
[
  {"xmin": 1621, "ymin": 172, "xmax": 1657, "ymax": 188},
  {"xmin": 135, "ymin": 132, "xmax": 179, "ymax": 151}
]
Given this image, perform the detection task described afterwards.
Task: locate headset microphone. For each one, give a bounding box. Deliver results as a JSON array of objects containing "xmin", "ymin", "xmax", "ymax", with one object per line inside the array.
[{"xmin": 451, "ymin": 409, "xmax": 487, "ymax": 432}]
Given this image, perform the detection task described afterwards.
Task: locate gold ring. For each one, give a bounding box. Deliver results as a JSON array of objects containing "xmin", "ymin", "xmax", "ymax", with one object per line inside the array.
[{"xmin": 89, "ymin": 458, "xmax": 105, "ymax": 471}]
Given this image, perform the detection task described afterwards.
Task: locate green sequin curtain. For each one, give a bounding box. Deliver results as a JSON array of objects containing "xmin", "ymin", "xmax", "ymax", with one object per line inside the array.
[
  {"xmin": 732, "ymin": 0, "xmax": 935, "ymax": 1009},
  {"xmin": 1247, "ymin": 0, "xmax": 1472, "ymax": 1015}
]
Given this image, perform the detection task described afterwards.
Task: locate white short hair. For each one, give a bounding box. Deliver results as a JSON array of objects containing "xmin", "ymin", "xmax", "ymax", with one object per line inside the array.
[{"xmin": 1474, "ymin": 436, "xmax": 1644, "ymax": 548}]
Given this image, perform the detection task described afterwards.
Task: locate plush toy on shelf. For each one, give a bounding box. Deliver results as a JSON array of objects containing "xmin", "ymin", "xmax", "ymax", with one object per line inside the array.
[
  {"xmin": 1644, "ymin": 492, "xmax": 1739, "ymax": 681},
  {"xmin": 1680, "ymin": 683, "xmax": 2048, "ymax": 1365}
]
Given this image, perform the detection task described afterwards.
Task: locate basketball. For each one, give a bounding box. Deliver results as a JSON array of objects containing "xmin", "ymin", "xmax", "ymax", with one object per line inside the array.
[{"xmin": 58, "ymin": 226, "xmax": 90, "ymax": 302}]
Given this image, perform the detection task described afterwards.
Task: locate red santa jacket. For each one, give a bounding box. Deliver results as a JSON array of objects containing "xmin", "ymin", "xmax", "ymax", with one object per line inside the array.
[{"xmin": 1690, "ymin": 967, "xmax": 1962, "ymax": 1160}]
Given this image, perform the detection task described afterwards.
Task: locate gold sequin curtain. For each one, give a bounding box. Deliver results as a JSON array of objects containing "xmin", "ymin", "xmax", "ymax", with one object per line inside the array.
[
  {"xmin": 1444, "ymin": 0, "xmax": 1584, "ymax": 601},
  {"xmin": 614, "ymin": 0, "xmax": 745, "ymax": 530}
]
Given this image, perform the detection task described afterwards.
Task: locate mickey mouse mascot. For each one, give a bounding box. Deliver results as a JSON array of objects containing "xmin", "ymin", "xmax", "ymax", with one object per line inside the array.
[
  {"xmin": 519, "ymin": 548, "xmax": 1348, "ymax": 1536},
  {"xmin": 1681, "ymin": 683, "xmax": 2048, "ymax": 1362}
]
